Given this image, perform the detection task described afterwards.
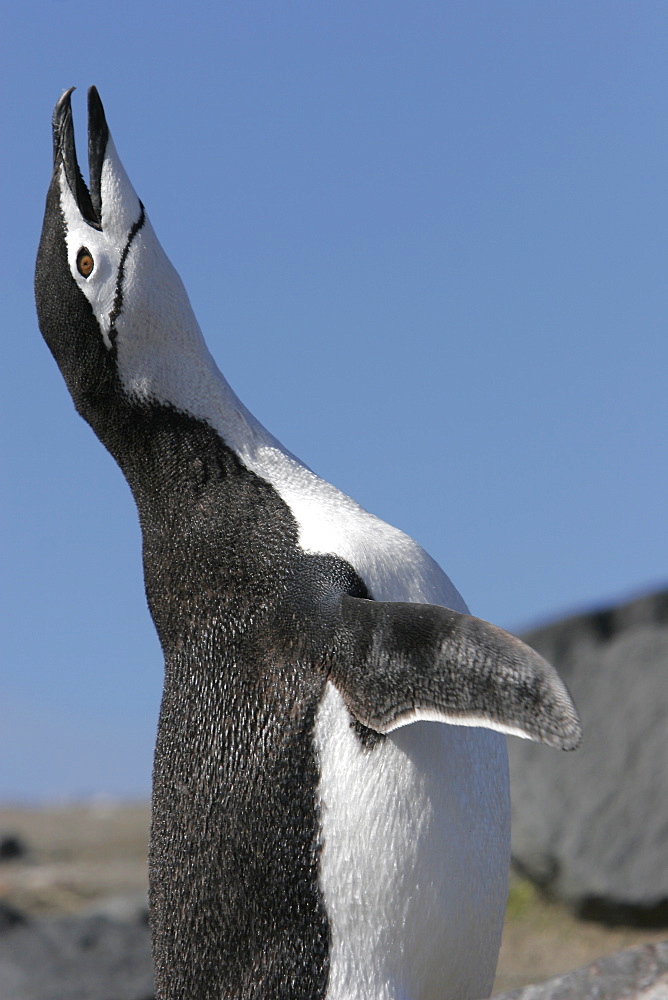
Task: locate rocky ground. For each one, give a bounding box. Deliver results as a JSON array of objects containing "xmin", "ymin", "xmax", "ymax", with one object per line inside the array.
[{"xmin": 1, "ymin": 801, "xmax": 666, "ymax": 998}]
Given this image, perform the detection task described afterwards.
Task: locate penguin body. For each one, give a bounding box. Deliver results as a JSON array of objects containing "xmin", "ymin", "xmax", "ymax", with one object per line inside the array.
[{"xmin": 35, "ymin": 88, "xmax": 580, "ymax": 1000}]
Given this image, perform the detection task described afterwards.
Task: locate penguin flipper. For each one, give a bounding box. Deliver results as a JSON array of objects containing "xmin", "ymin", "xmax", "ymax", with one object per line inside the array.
[{"xmin": 329, "ymin": 596, "xmax": 581, "ymax": 750}]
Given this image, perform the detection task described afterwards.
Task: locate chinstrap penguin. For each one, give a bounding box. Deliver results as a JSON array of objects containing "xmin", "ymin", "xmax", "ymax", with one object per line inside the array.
[{"xmin": 35, "ymin": 87, "xmax": 581, "ymax": 1000}]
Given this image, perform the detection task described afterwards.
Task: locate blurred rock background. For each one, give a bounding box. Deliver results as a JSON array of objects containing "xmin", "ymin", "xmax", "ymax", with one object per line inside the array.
[{"xmin": 510, "ymin": 589, "xmax": 668, "ymax": 926}]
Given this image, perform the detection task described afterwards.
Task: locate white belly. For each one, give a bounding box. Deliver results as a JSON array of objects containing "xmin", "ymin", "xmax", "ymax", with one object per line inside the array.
[{"xmin": 315, "ymin": 683, "xmax": 510, "ymax": 1000}]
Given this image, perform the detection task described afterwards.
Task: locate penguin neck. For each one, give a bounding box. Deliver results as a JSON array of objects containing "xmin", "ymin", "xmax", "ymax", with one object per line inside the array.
[
  {"xmin": 110, "ymin": 239, "xmax": 298, "ymax": 477},
  {"xmin": 118, "ymin": 333, "xmax": 283, "ymax": 460}
]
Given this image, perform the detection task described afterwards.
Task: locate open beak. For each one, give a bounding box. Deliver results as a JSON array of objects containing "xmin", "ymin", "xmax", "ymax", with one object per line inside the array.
[{"xmin": 52, "ymin": 86, "xmax": 109, "ymax": 231}]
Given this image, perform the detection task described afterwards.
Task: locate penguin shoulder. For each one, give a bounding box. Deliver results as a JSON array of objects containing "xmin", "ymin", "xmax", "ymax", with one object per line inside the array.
[{"xmin": 241, "ymin": 440, "xmax": 467, "ymax": 609}]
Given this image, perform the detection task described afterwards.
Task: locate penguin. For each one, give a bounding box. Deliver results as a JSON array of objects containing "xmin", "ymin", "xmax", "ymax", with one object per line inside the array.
[{"xmin": 35, "ymin": 87, "xmax": 580, "ymax": 1000}]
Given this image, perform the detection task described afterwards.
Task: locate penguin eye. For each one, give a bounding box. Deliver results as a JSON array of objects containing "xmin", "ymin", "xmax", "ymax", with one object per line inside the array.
[{"xmin": 77, "ymin": 248, "xmax": 94, "ymax": 278}]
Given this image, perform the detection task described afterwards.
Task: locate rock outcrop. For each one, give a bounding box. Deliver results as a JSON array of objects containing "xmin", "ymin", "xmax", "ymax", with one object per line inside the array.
[
  {"xmin": 0, "ymin": 902, "xmax": 153, "ymax": 1000},
  {"xmin": 493, "ymin": 939, "xmax": 668, "ymax": 1000},
  {"xmin": 510, "ymin": 589, "xmax": 668, "ymax": 924}
]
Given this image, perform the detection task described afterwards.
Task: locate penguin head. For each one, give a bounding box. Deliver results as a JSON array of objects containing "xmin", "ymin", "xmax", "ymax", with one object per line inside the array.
[{"xmin": 35, "ymin": 87, "xmax": 214, "ymax": 436}]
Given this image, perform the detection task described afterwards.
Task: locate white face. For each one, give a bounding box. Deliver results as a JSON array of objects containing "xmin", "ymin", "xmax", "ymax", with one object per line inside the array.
[
  {"xmin": 58, "ymin": 130, "xmax": 224, "ymax": 424},
  {"xmin": 59, "ymin": 134, "xmax": 144, "ymax": 350},
  {"xmin": 51, "ymin": 104, "xmax": 274, "ymax": 472}
]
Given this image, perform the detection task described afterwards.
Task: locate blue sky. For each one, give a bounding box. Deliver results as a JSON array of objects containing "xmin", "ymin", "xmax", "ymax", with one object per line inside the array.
[{"xmin": 2, "ymin": 2, "xmax": 666, "ymax": 800}]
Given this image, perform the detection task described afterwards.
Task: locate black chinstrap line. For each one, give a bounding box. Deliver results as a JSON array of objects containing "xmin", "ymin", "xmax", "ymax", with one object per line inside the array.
[{"xmin": 108, "ymin": 201, "xmax": 146, "ymax": 347}]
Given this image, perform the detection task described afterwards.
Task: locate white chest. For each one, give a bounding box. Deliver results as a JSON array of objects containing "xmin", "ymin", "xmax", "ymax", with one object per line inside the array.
[{"xmin": 315, "ymin": 683, "xmax": 510, "ymax": 1000}]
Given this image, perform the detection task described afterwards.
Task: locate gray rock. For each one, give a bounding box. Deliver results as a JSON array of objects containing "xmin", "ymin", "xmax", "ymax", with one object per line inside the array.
[
  {"xmin": 0, "ymin": 835, "xmax": 28, "ymax": 860},
  {"xmin": 493, "ymin": 939, "xmax": 668, "ymax": 999},
  {"xmin": 510, "ymin": 589, "xmax": 668, "ymax": 923},
  {"xmin": 0, "ymin": 907, "xmax": 153, "ymax": 1000},
  {"xmin": 0, "ymin": 902, "xmax": 26, "ymax": 931},
  {"xmin": 79, "ymin": 891, "xmax": 149, "ymax": 924}
]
